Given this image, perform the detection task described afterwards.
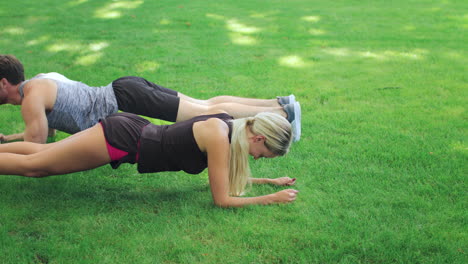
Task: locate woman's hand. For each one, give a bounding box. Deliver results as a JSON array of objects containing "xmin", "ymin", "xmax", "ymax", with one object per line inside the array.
[
  {"xmin": 271, "ymin": 177, "xmax": 296, "ymax": 186},
  {"xmin": 270, "ymin": 189, "xmax": 299, "ymax": 204}
]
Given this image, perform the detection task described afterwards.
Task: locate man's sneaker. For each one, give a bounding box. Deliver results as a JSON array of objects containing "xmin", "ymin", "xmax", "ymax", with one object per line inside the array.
[
  {"xmin": 277, "ymin": 94, "xmax": 296, "ymax": 106},
  {"xmin": 283, "ymin": 102, "xmax": 301, "ymax": 142}
]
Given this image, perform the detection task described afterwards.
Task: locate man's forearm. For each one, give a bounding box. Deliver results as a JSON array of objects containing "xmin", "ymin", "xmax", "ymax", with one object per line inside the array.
[
  {"xmin": 2, "ymin": 128, "xmax": 56, "ymax": 143},
  {"xmin": 23, "ymin": 131, "xmax": 48, "ymax": 143}
]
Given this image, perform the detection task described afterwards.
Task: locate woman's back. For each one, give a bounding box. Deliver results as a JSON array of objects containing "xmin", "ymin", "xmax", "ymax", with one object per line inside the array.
[{"xmin": 138, "ymin": 113, "xmax": 233, "ymax": 174}]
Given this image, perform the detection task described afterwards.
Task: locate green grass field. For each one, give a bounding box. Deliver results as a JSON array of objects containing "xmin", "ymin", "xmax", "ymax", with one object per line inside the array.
[{"xmin": 1, "ymin": 0, "xmax": 466, "ymax": 263}]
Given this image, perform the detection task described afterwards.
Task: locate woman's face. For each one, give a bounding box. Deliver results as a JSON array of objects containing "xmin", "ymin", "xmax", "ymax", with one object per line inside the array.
[{"xmin": 248, "ymin": 135, "xmax": 277, "ymax": 160}]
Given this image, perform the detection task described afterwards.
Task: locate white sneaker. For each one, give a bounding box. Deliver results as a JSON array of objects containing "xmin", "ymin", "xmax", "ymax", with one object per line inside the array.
[{"xmin": 277, "ymin": 94, "xmax": 296, "ymax": 106}]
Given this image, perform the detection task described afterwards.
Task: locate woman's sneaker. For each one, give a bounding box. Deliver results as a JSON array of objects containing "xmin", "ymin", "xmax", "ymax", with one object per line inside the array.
[
  {"xmin": 277, "ymin": 94, "xmax": 296, "ymax": 106},
  {"xmin": 283, "ymin": 102, "xmax": 301, "ymax": 142}
]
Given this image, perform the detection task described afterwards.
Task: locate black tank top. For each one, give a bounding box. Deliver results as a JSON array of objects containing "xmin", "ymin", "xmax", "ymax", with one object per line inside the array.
[{"xmin": 137, "ymin": 113, "xmax": 233, "ymax": 174}]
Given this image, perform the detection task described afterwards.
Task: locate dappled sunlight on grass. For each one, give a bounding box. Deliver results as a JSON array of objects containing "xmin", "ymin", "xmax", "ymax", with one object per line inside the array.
[
  {"xmin": 309, "ymin": 28, "xmax": 326, "ymax": 35},
  {"xmin": 26, "ymin": 35, "xmax": 50, "ymax": 46},
  {"xmin": 323, "ymin": 48, "xmax": 350, "ymax": 57},
  {"xmin": 96, "ymin": 10, "xmax": 120, "ymax": 19},
  {"xmin": 47, "ymin": 41, "xmax": 109, "ymax": 54},
  {"xmin": 89, "ymin": 42, "xmax": 109, "ymax": 52},
  {"xmin": 160, "ymin": 19, "xmax": 171, "ymax": 25},
  {"xmin": 226, "ymin": 19, "xmax": 261, "ymax": 34},
  {"xmin": 47, "ymin": 42, "xmax": 82, "ymax": 53},
  {"xmin": 322, "ymin": 47, "xmax": 428, "ymax": 60},
  {"xmin": 3, "ymin": 26, "xmax": 26, "ymax": 35},
  {"xmin": 68, "ymin": 0, "xmax": 89, "ymax": 6},
  {"xmin": 402, "ymin": 25, "xmax": 416, "ymax": 31},
  {"xmin": 229, "ymin": 33, "xmax": 257, "ymax": 45},
  {"xmin": 206, "ymin": 13, "xmax": 225, "ymax": 20},
  {"xmin": 94, "ymin": 0, "xmax": 143, "ymax": 19},
  {"xmin": 135, "ymin": 61, "xmax": 160, "ymax": 73},
  {"xmin": 75, "ymin": 42, "xmax": 109, "ymax": 66},
  {"xmin": 278, "ymin": 55, "xmax": 311, "ymax": 68},
  {"xmin": 249, "ymin": 11, "xmax": 278, "ymax": 19},
  {"xmin": 302, "ymin": 15, "xmax": 326, "ymax": 36},
  {"xmin": 226, "ymin": 19, "xmax": 261, "ymax": 45},
  {"xmin": 381, "ymin": 50, "xmax": 426, "ymax": 60},
  {"xmin": 301, "ymin": 15, "xmax": 321, "ymax": 23},
  {"xmin": 449, "ymin": 141, "xmax": 467, "ymax": 153},
  {"xmin": 206, "ymin": 13, "xmax": 261, "ymax": 46},
  {"xmin": 76, "ymin": 53, "xmax": 103, "ymax": 66},
  {"xmin": 358, "ymin": 51, "xmax": 385, "ymax": 59},
  {"xmin": 46, "ymin": 40, "xmax": 109, "ymax": 66}
]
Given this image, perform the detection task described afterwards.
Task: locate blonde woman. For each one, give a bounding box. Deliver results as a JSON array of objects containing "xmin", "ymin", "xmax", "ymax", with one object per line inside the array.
[{"xmin": 0, "ymin": 111, "xmax": 298, "ymax": 207}]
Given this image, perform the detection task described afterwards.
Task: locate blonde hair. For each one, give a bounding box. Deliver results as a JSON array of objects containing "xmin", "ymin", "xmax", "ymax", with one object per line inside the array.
[{"xmin": 228, "ymin": 112, "xmax": 292, "ymax": 196}]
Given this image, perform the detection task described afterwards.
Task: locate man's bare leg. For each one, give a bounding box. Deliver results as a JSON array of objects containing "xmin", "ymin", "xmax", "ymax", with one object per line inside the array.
[
  {"xmin": 178, "ymin": 93, "xmax": 281, "ymax": 107},
  {"xmin": 175, "ymin": 99, "xmax": 287, "ymax": 122}
]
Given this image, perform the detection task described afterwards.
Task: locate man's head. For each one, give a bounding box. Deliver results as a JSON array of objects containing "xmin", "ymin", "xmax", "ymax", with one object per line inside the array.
[
  {"xmin": 0, "ymin": 55, "xmax": 25, "ymax": 85},
  {"xmin": 0, "ymin": 55, "xmax": 24, "ymax": 105}
]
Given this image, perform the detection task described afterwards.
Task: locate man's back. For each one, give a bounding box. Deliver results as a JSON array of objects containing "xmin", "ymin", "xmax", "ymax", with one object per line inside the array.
[{"xmin": 20, "ymin": 72, "xmax": 118, "ymax": 134}]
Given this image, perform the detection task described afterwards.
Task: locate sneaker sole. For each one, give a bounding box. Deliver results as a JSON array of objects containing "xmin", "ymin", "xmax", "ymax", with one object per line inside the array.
[
  {"xmin": 288, "ymin": 94, "xmax": 296, "ymax": 105},
  {"xmin": 291, "ymin": 102, "xmax": 301, "ymax": 142}
]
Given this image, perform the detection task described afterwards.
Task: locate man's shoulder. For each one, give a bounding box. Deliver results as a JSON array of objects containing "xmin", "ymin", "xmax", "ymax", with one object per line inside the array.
[
  {"xmin": 21, "ymin": 79, "xmax": 58, "ymax": 109},
  {"xmin": 23, "ymin": 78, "xmax": 57, "ymax": 94}
]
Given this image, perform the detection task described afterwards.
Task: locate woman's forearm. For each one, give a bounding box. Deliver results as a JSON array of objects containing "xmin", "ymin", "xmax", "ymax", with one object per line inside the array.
[
  {"xmin": 213, "ymin": 188, "xmax": 298, "ymax": 208},
  {"xmin": 214, "ymin": 194, "xmax": 275, "ymax": 208},
  {"xmin": 249, "ymin": 177, "xmax": 272, "ymax": 184},
  {"xmin": 249, "ymin": 177, "xmax": 296, "ymax": 186}
]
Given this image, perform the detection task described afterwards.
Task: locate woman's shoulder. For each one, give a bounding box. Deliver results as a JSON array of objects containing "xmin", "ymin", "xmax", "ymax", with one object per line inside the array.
[
  {"xmin": 193, "ymin": 117, "xmax": 230, "ymax": 153},
  {"xmin": 196, "ymin": 117, "xmax": 230, "ymax": 140}
]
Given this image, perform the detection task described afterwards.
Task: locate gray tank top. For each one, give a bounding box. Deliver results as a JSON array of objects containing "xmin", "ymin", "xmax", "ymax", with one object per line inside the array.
[{"xmin": 18, "ymin": 72, "xmax": 118, "ymax": 134}]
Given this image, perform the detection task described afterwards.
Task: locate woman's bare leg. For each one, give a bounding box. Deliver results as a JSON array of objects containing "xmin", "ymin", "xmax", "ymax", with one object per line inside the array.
[
  {"xmin": 0, "ymin": 125, "xmax": 111, "ymax": 177},
  {"xmin": 0, "ymin": 127, "xmax": 101, "ymax": 155},
  {"xmin": 178, "ymin": 92, "xmax": 280, "ymax": 107}
]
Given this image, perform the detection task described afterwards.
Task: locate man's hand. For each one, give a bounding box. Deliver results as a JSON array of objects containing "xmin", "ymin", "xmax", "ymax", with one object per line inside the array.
[
  {"xmin": 0, "ymin": 132, "xmax": 26, "ymax": 143},
  {"xmin": 48, "ymin": 129, "xmax": 56, "ymax": 137}
]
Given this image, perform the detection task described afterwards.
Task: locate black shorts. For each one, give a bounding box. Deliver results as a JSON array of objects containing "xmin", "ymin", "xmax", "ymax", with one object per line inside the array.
[
  {"xmin": 100, "ymin": 112, "xmax": 150, "ymax": 169},
  {"xmin": 112, "ymin": 76, "xmax": 180, "ymax": 122}
]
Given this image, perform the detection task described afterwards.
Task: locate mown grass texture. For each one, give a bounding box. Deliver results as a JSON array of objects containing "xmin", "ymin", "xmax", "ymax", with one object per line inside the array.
[{"xmin": 0, "ymin": 0, "xmax": 466, "ymax": 263}]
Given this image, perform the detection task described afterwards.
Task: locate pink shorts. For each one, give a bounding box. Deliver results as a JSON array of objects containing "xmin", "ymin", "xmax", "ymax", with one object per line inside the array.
[
  {"xmin": 100, "ymin": 122, "xmax": 129, "ymax": 161},
  {"xmin": 105, "ymin": 140, "xmax": 129, "ymax": 161}
]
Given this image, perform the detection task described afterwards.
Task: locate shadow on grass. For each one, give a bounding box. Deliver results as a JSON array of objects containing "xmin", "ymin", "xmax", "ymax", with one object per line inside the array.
[{"xmin": 0, "ymin": 173, "xmax": 213, "ymax": 216}]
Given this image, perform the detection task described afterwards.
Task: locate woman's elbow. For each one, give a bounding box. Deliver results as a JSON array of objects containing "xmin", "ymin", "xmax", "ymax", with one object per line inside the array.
[
  {"xmin": 213, "ymin": 199, "xmax": 230, "ymax": 208},
  {"xmin": 213, "ymin": 197, "xmax": 238, "ymax": 208}
]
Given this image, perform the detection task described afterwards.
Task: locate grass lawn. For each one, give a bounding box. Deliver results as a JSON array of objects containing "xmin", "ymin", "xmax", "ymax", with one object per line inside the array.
[{"xmin": 0, "ymin": 0, "xmax": 466, "ymax": 263}]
